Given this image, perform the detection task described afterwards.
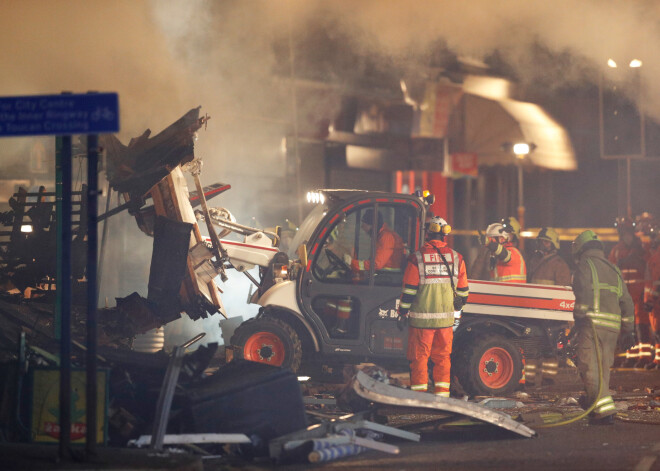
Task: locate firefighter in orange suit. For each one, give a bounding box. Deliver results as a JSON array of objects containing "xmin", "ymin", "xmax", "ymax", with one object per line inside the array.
[
  {"xmin": 609, "ymin": 217, "xmax": 651, "ymax": 367},
  {"xmin": 486, "ymin": 222, "xmax": 527, "ymax": 283},
  {"xmin": 643, "ymin": 220, "xmax": 660, "ymax": 369},
  {"xmin": 397, "ymin": 216, "xmax": 469, "ymax": 397},
  {"xmin": 335, "ymin": 209, "xmax": 404, "ymax": 335},
  {"xmin": 346, "ymin": 209, "xmax": 405, "ymax": 274}
]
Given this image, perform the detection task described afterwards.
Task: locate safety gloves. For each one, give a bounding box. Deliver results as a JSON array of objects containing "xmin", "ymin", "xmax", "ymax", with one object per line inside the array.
[
  {"xmin": 396, "ymin": 314, "xmax": 408, "ymax": 331},
  {"xmin": 453, "ymin": 296, "xmax": 465, "ymax": 311}
]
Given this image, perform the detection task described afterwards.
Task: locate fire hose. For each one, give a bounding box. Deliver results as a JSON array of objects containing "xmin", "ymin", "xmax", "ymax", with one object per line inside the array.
[{"xmin": 537, "ymin": 321, "xmax": 604, "ymax": 428}]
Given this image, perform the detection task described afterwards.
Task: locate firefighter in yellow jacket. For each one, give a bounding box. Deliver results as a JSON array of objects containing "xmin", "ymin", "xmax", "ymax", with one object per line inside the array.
[
  {"xmin": 397, "ymin": 216, "xmax": 469, "ymax": 396},
  {"xmin": 572, "ymin": 230, "xmax": 634, "ymax": 424}
]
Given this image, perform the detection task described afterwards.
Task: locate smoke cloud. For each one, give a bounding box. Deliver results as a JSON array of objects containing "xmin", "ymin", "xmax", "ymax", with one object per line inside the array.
[
  {"xmin": 3, "ymin": 0, "xmax": 660, "ymax": 340},
  {"xmin": 4, "ymin": 1, "xmax": 660, "ymax": 203}
]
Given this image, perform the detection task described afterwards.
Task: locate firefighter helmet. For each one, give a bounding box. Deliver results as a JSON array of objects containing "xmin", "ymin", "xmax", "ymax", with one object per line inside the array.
[
  {"xmin": 614, "ymin": 216, "xmax": 635, "ymax": 235},
  {"xmin": 537, "ymin": 227, "xmax": 560, "ymax": 250},
  {"xmin": 486, "ymin": 223, "xmax": 509, "ymax": 241},
  {"xmin": 362, "ymin": 209, "xmax": 384, "ymax": 230},
  {"xmin": 501, "ymin": 216, "xmax": 521, "ymax": 238},
  {"xmin": 572, "ymin": 230, "xmax": 602, "ymax": 257},
  {"xmin": 635, "ymin": 212, "xmax": 655, "ymax": 236},
  {"xmin": 428, "ymin": 216, "xmax": 451, "ymax": 235}
]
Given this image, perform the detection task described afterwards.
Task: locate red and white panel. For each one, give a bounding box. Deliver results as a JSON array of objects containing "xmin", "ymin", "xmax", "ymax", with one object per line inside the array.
[{"xmin": 463, "ymin": 280, "xmax": 575, "ymax": 322}]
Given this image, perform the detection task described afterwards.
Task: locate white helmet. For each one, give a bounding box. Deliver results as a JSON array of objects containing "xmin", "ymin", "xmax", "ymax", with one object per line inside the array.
[
  {"xmin": 428, "ymin": 216, "xmax": 451, "ymax": 235},
  {"xmin": 486, "ymin": 223, "xmax": 509, "ymax": 241}
]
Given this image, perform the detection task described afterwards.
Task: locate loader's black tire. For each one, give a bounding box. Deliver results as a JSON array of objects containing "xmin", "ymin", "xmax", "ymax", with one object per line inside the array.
[
  {"xmin": 456, "ymin": 334, "xmax": 523, "ymax": 397},
  {"xmin": 230, "ymin": 317, "xmax": 303, "ymax": 372}
]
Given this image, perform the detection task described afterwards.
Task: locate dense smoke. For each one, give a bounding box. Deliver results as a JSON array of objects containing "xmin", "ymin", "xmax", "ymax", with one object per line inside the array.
[
  {"xmin": 4, "ymin": 1, "xmax": 660, "ymax": 204},
  {"xmin": 3, "ymin": 0, "xmax": 660, "ymax": 344}
]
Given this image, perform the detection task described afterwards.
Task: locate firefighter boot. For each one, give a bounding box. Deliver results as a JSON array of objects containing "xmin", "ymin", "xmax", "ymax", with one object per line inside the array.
[
  {"xmin": 621, "ymin": 340, "xmax": 640, "ymax": 368},
  {"xmin": 524, "ymin": 358, "xmax": 538, "ymax": 387},
  {"xmin": 634, "ymin": 324, "xmax": 653, "ymax": 369},
  {"xmin": 589, "ymin": 414, "xmax": 615, "ymax": 426},
  {"xmin": 541, "ymin": 357, "xmax": 559, "ymax": 385},
  {"xmin": 646, "ymin": 343, "xmax": 660, "ymax": 370}
]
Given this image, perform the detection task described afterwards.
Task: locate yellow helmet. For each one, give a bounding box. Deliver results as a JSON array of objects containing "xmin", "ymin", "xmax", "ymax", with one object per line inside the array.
[
  {"xmin": 428, "ymin": 216, "xmax": 451, "ymax": 235},
  {"xmin": 537, "ymin": 227, "xmax": 560, "ymax": 250},
  {"xmin": 501, "ymin": 216, "xmax": 521, "ymax": 238}
]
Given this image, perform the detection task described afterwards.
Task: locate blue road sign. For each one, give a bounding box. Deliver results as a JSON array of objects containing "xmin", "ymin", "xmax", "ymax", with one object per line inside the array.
[{"xmin": 0, "ymin": 92, "xmax": 119, "ymax": 137}]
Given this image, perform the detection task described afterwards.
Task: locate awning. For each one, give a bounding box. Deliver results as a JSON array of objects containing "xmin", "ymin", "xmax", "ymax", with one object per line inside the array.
[
  {"xmin": 448, "ymin": 83, "xmax": 577, "ymax": 171},
  {"xmin": 323, "ymin": 75, "xmax": 577, "ymax": 172}
]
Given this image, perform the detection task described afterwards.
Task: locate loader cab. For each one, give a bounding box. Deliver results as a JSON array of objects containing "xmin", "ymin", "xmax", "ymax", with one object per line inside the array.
[{"xmin": 297, "ymin": 191, "xmax": 425, "ymax": 359}]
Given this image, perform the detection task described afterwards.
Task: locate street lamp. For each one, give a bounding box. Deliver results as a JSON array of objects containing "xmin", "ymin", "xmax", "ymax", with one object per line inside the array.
[
  {"xmin": 501, "ymin": 141, "xmax": 535, "ymax": 250},
  {"xmin": 599, "ymin": 58, "xmax": 644, "ymax": 217},
  {"xmin": 607, "ymin": 58, "xmax": 643, "ymax": 68},
  {"xmin": 512, "ymin": 143, "xmax": 534, "ymax": 238}
]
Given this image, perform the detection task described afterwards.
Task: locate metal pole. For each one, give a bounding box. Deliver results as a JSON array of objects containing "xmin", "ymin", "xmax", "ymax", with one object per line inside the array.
[
  {"xmin": 56, "ymin": 135, "xmax": 73, "ymax": 460},
  {"xmin": 151, "ymin": 333, "xmax": 205, "ymax": 451},
  {"xmin": 97, "ymin": 185, "xmax": 111, "ymax": 291},
  {"xmin": 517, "ymin": 162, "xmax": 523, "ymax": 214},
  {"xmin": 598, "ymin": 73, "xmax": 605, "ymax": 159},
  {"xmin": 517, "ymin": 161, "xmax": 525, "ymax": 252},
  {"xmin": 626, "ymin": 157, "xmax": 632, "ymax": 218},
  {"xmin": 287, "ymin": 0, "xmax": 303, "ymax": 224},
  {"xmin": 86, "ymin": 134, "xmax": 99, "ymax": 454}
]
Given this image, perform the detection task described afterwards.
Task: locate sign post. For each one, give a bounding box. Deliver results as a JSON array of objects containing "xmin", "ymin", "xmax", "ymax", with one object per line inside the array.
[{"xmin": 0, "ymin": 92, "xmax": 119, "ymax": 459}]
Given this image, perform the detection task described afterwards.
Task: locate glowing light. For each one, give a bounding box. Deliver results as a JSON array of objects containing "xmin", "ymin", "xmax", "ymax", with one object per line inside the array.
[
  {"xmin": 629, "ymin": 59, "xmax": 642, "ymax": 68},
  {"xmin": 297, "ymin": 376, "xmax": 311, "ymax": 382},
  {"xmin": 306, "ymin": 191, "xmax": 325, "ymax": 205},
  {"xmin": 20, "ymin": 224, "xmax": 33, "ymax": 233},
  {"xmin": 513, "ymin": 143, "xmax": 530, "ymax": 157},
  {"xmin": 607, "ymin": 58, "xmax": 617, "ymax": 68}
]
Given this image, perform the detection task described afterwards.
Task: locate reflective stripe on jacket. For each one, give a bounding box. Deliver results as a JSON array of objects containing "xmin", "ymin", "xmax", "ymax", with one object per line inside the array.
[
  {"xmin": 401, "ymin": 240, "xmax": 469, "ymax": 329},
  {"xmin": 644, "ymin": 245, "xmax": 660, "ymax": 310},
  {"xmin": 608, "ymin": 240, "xmax": 647, "ymax": 301},
  {"xmin": 572, "ymin": 248, "xmax": 635, "ymax": 334},
  {"xmin": 490, "ymin": 243, "xmax": 527, "ymax": 283}
]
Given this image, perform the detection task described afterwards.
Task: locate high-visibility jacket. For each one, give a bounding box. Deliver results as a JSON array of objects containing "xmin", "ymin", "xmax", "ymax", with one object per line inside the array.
[
  {"xmin": 644, "ymin": 244, "xmax": 660, "ymax": 356},
  {"xmin": 573, "ymin": 248, "xmax": 635, "ymax": 419},
  {"xmin": 608, "ymin": 239, "xmax": 647, "ymax": 302},
  {"xmin": 572, "ymin": 248, "xmax": 635, "ymax": 334},
  {"xmin": 490, "ymin": 242, "xmax": 527, "ymax": 283},
  {"xmin": 351, "ymin": 223, "xmax": 404, "ymax": 272},
  {"xmin": 399, "ymin": 239, "xmax": 469, "ymax": 329},
  {"xmin": 527, "ymin": 251, "xmax": 572, "ymax": 286},
  {"xmin": 644, "ymin": 244, "xmax": 660, "ymax": 309}
]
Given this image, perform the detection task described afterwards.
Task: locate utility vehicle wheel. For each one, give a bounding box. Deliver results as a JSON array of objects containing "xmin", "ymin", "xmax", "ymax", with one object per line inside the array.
[
  {"xmin": 457, "ymin": 335, "xmax": 523, "ymax": 396},
  {"xmin": 230, "ymin": 317, "xmax": 303, "ymax": 372}
]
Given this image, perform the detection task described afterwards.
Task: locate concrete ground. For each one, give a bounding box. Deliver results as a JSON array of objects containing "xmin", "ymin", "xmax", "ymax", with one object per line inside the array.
[{"xmin": 205, "ymin": 366, "xmax": 660, "ymax": 471}]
